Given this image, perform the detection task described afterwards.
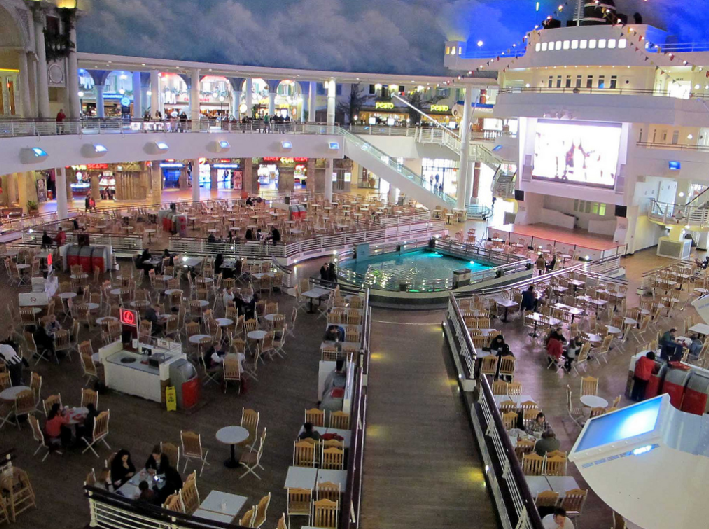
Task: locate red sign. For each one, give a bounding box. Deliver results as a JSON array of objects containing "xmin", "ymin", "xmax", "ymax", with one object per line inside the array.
[
  {"xmin": 262, "ymin": 157, "xmax": 280, "ymax": 162},
  {"xmin": 86, "ymin": 164, "xmax": 109, "ymax": 170},
  {"xmin": 46, "ymin": 253, "xmax": 52, "ymax": 267},
  {"xmin": 294, "ymin": 157, "xmax": 308, "ymax": 163},
  {"xmin": 218, "ymin": 159, "xmax": 232, "ymax": 163},
  {"xmin": 120, "ymin": 308, "xmax": 138, "ymax": 327}
]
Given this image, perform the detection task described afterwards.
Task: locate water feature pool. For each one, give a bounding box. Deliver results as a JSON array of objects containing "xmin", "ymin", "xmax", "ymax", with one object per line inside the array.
[{"xmin": 338, "ymin": 248, "xmax": 493, "ymax": 292}]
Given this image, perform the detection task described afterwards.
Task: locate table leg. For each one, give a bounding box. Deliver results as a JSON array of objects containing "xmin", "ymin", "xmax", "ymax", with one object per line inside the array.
[
  {"xmin": 224, "ymin": 443, "xmax": 240, "ymax": 468},
  {"xmin": 503, "ymin": 307, "xmax": 509, "ymax": 323}
]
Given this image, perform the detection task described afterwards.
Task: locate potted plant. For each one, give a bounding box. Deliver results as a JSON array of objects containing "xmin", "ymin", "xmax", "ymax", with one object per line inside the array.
[{"xmin": 27, "ymin": 200, "xmax": 39, "ymax": 215}]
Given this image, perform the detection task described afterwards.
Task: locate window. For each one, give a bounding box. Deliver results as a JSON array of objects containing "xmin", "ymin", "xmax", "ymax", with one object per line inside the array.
[
  {"xmin": 589, "ymin": 39, "xmax": 597, "ymax": 49},
  {"xmin": 542, "ymin": 42, "xmax": 548, "ymax": 51},
  {"xmin": 458, "ymin": 46, "xmax": 462, "ymax": 54},
  {"xmin": 535, "ymin": 43, "xmax": 541, "ymax": 52},
  {"xmin": 565, "ymin": 75, "xmax": 572, "ymax": 88},
  {"xmin": 586, "ymin": 75, "xmax": 593, "ymax": 88},
  {"xmin": 671, "ymin": 130, "xmax": 679, "ymax": 145},
  {"xmin": 574, "ymin": 200, "xmax": 607, "ymax": 216},
  {"xmin": 619, "ymin": 39, "xmax": 627, "ymax": 49},
  {"xmin": 563, "ymin": 40, "xmax": 570, "ymax": 50},
  {"xmin": 610, "ymin": 75, "xmax": 617, "ymax": 89},
  {"xmin": 548, "ymin": 76, "xmax": 553, "ymax": 88},
  {"xmin": 608, "ymin": 39, "xmax": 616, "ymax": 49},
  {"xmin": 576, "ymin": 75, "xmax": 582, "ymax": 88},
  {"xmin": 556, "ymin": 75, "xmax": 562, "ymax": 88},
  {"xmin": 572, "ymin": 40, "xmax": 579, "ymax": 50},
  {"xmin": 598, "ymin": 39, "xmax": 606, "ymax": 48},
  {"xmin": 369, "ymin": 84, "xmax": 376, "ymax": 95},
  {"xmin": 598, "ymin": 75, "xmax": 605, "ymax": 89},
  {"xmin": 555, "ymin": 41, "xmax": 562, "ymax": 51},
  {"xmin": 446, "ymin": 46, "xmax": 450, "ymax": 54},
  {"xmin": 580, "ymin": 40, "xmax": 587, "ymax": 49}
]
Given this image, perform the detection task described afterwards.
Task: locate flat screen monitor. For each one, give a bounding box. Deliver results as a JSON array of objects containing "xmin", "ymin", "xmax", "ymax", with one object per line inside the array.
[{"xmin": 532, "ymin": 120, "xmax": 621, "ymax": 189}]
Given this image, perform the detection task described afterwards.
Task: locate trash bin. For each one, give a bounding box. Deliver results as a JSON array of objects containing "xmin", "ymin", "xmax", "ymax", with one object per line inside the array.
[
  {"xmin": 181, "ymin": 377, "xmax": 200, "ymax": 410},
  {"xmin": 662, "ymin": 363, "xmax": 692, "ymax": 408},
  {"xmin": 169, "ymin": 359, "xmax": 197, "ymax": 409},
  {"xmin": 681, "ymin": 371, "xmax": 709, "ymax": 415},
  {"xmin": 452, "ymin": 268, "xmax": 471, "ymax": 288}
]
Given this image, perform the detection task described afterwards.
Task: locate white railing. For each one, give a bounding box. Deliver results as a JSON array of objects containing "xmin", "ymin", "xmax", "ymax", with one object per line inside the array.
[
  {"xmin": 346, "ymin": 125, "xmax": 416, "ymax": 137},
  {"xmin": 416, "ymin": 126, "xmax": 506, "ymax": 168},
  {"xmin": 649, "ymin": 198, "xmax": 709, "ymax": 228},
  {"xmin": 493, "ymin": 178, "xmax": 516, "ymax": 199}
]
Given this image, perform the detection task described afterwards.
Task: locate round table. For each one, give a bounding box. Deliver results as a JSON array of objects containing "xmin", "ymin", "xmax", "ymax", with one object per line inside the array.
[
  {"xmin": 0, "ymin": 386, "xmax": 30, "ymax": 402},
  {"xmin": 96, "ymin": 316, "xmax": 118, "ymax": 326},
  {"xmin": 605, "ymin": 325, "xmax": 622, "ymax": 335},
  {"xmin": 131, "ymin": 300, "xmax": 150, "ymax": 309},
  {"xmin": 70, "ymin": 273, "xmax": 88, "ymax": 280},
  {"xmin": 216, "ymin": 426, "xmax": 249, "ymax": 468},
  {"xmin": 66, "ymin": 406, "xmax": 88, "ymax": 425},
  {"xmin": 59, "ymin": 292, "xmax": 77, "ymax": 300},
  {"xmin": 580, "ymin": 395, "xmax": 608, "ymax": 408},
  {"xmin": 85, "ymin": 303, "xmax": 100, "ymax": 311},
  {"xmin": 109, "ymin": 289, "xmax": 122, "ymax": 296},
  {"xmin": 164, "ymin": 289, "xmax": 182, "ymax": 296},
  {"xmin": 188, "ymin": 334, "xmax": 212, "ymax": 345},
  {"xmin": 247, "ymin": 330, "xmax": 267, "ymax": 341},
  {"xmin": 215, "ymin": 318, "xmax": 234, "ymax": 327},
  {"xmin": 195, "ymin": 300, "xmax": 209, "ymax": 308},
  {"xmin": 264, "ymin": 314, "xmax": 279, "ymax": 323}
]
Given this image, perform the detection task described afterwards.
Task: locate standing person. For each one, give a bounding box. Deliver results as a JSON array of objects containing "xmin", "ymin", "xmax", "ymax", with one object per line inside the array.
[
  {"xmin": 632, "ymin": 351, "xmax": 656, "ymax": 401},
  {"xmin": 327, "ymin": 262, "xmax": 336, "ymax": 283},
  {"xmin": 179, "ymin": 111, "xmax": 187, "ymax": 131},
  {"xmin": 320, "ymin": 264, "xmax": 328, "ymax": 281},
  {"xmin": 659, "ymin": 328, "xmax": 681, "ymax": 361},
  {"xmin": 521, "ymin": 285, "xmax": 538, "ymax": 312},
  {"xmin": 85, "ymin": 196, "xmax": 91, "ymax": 212},
  {"xmin": 55, "ymin": 226, "xmax": 67, "ymax": 246},
  {"xmin": 263, "ymin": 113, "xmax": 270, "ymax": 133},
  {"xmin": 56, "ymin": 108, "xmax": 66, "ymax": 134},
  {"xmin": 536, "ymin": 254, "xmax": 547, "ymax": 276}
]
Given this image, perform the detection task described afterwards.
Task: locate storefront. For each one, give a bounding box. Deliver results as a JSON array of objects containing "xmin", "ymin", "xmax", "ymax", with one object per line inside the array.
[
  {"xmin": 160, "ymin": 161, "xmax": 184, "ymax": 189},
  {"xmin": 213, "ymin": 160, "xmax": 243, "ymax": 190},
  {"xmin": 258, "ymin": 160, "xmax": 279, "ymax": 190},
  {"xmin": 357, "ymin": 101, "xmax": 409, "ymax": 126},
  {"xmin": 426, "ymin": 104, "xmax": 455, "ymax": 127},
  {"xmin": 422, "ymin": 158, "xmax": 459, "ymax": 196}
]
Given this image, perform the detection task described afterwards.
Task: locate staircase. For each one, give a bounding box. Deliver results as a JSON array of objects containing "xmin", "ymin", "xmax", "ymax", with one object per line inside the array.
[
  {"xmin": 492, "ymin": 172, "xmax": 516, "ymax": 199},
  {"xmin": 414, "ymin": 127, "xmax": 507, "ymax": 172},
  {"xmin": 341, "ymin": 128, "xmax": 458, "ymax": 210},
  {"xmin": 648, "ymin": 198, "xmax": 709, "ymax": 230}
]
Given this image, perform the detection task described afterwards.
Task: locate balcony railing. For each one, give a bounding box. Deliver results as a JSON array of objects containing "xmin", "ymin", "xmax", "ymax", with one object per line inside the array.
[
  {"xmin": 637, "ymin": 141, "xmax": 709, "ymax": 152},
  {"xmin": 648, "ymin": 198, "xmax": 709, "ymax": 228},
  {"xmin": 499, "ymin": 86, "xmax": 709, "ymax": 99}
]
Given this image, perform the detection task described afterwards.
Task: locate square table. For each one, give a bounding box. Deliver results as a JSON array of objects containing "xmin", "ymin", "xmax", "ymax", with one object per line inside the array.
[
  {"xmin": 326, "ymin": 427, "xmax": 352, "ymax": 449},
  {"xmin": 689, "ymin": 323, "xmax": 709, "ymax": 336},
  {"xmin": 316, "ymin": 469, "xmax": 348, "ymax": 491},
  {"xmin": 199, "ymin": 490, "xmax": 248, "ymax": 517},
  {"xmin": 493, "ymin": 395, "xmax": 536, "ymax": 407},
  {"xmin": 193, "ymin": 509, "xmax": 235, "ymax": 524},
  {"xmin": 545, "ymin": 476, "xmax": 579, "ymax": 498},
  {"xmin": 284, "ymin": 466, "xmax": 318, "ymax": 490},
  {"xmin": 525, "ymin": 476, "xmax": 552, "ymax": 496}
]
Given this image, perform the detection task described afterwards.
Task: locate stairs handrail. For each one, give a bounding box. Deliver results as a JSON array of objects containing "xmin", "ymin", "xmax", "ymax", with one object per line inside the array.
[
  {"xmin": 390, "ymin": 94, "xmax": 462, "ymax": 140},
  {"xmin": 687, "ymin": 186, "xmax": 709, "ymax": 206}
]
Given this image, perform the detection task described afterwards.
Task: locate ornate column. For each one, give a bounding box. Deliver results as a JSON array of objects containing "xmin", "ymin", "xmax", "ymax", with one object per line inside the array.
[
  {"xmin": 150, "ymin": 70, "xmax": 160, "ymax": 117},
  {"xmin": 17, "ymin": 51, "xmax": 32, "ymax": 118},
  {"xmin": 190, "ymin": 69, "xmax": 201, "ymax": 131},
  {"xmin": 33, "ymin": 9, "xmax": 50, "ymax": 118},
  {"xmin": 67, "ymin": 19, "xmax": 80, "ymax": 118},
  {"xmin": 132, "ymin": 71, "xmax": 142, "ymax": 119}
]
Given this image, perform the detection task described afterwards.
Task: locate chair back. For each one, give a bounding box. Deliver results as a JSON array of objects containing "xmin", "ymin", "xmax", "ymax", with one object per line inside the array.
[
  {"xmin": 522, "ymin": 453, "xmax": 545, "ymax": 476},
  {"xmin": 498, "ymin": 400, "xmax": 516, "ymax": 413},
  {"xmin": 277, "ymin": 513, "xmax": 287, "ymax": 529},
  {"xmin": 15, "ymin": 389, "xmax": 35, "ymax": 415},
  {"xmin": 502, "ymin": 411, "xmax": 517, "ymax": 430},
  {"xmin": 161, "ymin": 442, "xmax": 180, "ymax": 469},
  {"xmin": 499, "ymin": 356, "xmax": 515, "ymax": 376},
  {"xmin": 43, "ymin": 394, "xmax": 62, "ymax": 416},
  {"xmin": 535, "ymin": 490, "xmax": 560, "ymax": 508},
  {"xmin": 0, "ymin": 372, "xmax": 10, "ymax": 390},
  {"xmin": 179, "ymin": 472, "xmax": 200, "ymax": 514},
  {"xmin": 253, "ymin": 493, "xmax": 271, "ymax": 528},
  {"xmin": 224, "ymin": 355, "xmax": 241, "ymax": 382},
  {"xmin": 28, "ymin": 414, "xmax": 45, "ymax": 446},
  {"xmin": 544, "ymin": 455, "xmax": 567, "ymax": 476},
  {"xmin": 81, "ymin": 353, "xmax": 97, "ymax": 377},
  {"xmin": 491, "ymin": 380, "xmax": 508, "ymax": 395},
  {"xmin": 293, "ymin": 441, "xmax": 316, "ymax": 467},
  {"xmin": 321, "ymin": 447, "xmax": 344, "ymax": 470},
  {"xmin": 30, "ymin": 372, "xmax": 42, "ymax": 402},
  {"xmin": 580, "ymin": 376, "xmax": 599, "ymax": 396},
  {"xmin": 329, "ymin": 411, "xmax": 350, "ymax": 430},
  {"xmin": 305, "ymin": 408, "xmax": 325, "ymax": 427},
  {"xmin": 93, "ymin": 410, "xmax": 110, "ymax": 441},
  {"xmin": 480, "ymin": 356, "xmax": 498, "ymax": 376},
  {"xmin": 514, "ymin": 439, "xmax": 535, "ymax": 460},
  {"xmin": 240, "ymin": 507, "xmax": 256, "ymax": 528},
  {"xmin": 559, "ymin": 489, "xmax": 587, "ymax": 515},
  {"xmin": 82, "ymin": 388, "xmax": 98, "ymax": 409},
  {"xmin": 241, "ymin": 408, "xmax": 259, "ymax": 440},
  {"xmin": 54, "ymin": 330, "xmax": 70, "ymax": 350},
  {"xmin": 287, "ymin": 488, "xmax": 312, "ymax": 517},
  {"xmin": 313, "ymin": 498, "xmax": 339, "ymax": 529},
  {"xmin": 163, "ymin": 493, "xmax": 184, "ymax": 512},
  {"xmin": 316, "ymin": 481, "xmax": 341, "ymax": 502},
  {"xmin": 181, "ymin": 430, "xmax": 203, "ymax": 458},
  {"xmin": 507, "ymin": 382, "xmax": 522, "ymax": 395}
]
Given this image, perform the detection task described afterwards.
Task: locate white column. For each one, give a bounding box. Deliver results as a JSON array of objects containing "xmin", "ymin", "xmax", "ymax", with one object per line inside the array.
[
  {"xmin": 245, "ymin": 78, "xmax": 253, "ymax": 117},
  {"xmin": 300, "ymin": 96, "xmax": 305, "ymax": 123},
  {"xmin": 132, "ymin": 71, "xmax": 142, "ymax": 120},
  {"xmin": 268, "ymin": 91, "xmax": 276, "ymax": 116},
  {"xmin": 190, "ymin": 69, "xmax": 201, "ymax": 130},
  {"xmin": 67, "ymin": 25, "xmax": 80, "ymax": 118},
  {"xmin": 17, "ymin": 51, "xmax": 32, "ymax": 118},
  {"xmin": 309, "ymin": 81, "xmax": 317, "ymax": 122},
  {"xmin": 387, "ymin": 184, "xmax": 397, "ymax": 205},
  {"xmin": 192, "ymin": 159, "xmax": 200, "ymax": 202},
  {"xmin": 34, "ymin": 12, "xmax": 50, "ymax": 118},
  {"xmin": 325, "ymin": 158, "xmax": 334, "ymax": 203},
  {"xmin": 56, "ymin": 167, "xmax": 68, "ymax": 219},
  {"xmin": 18, "ymin": 173, "xmax": 28, "ymax": 213},
  {"xmin": 327, "ymin": 79, "xmax": 336, "ymax": 127},
  {"xmin": 231, "ymin": 91, "xmax": 241, "ymax": 117},
  {"xmin": 457, "ymin": 85, "xmax": 474, "ymax": 209},
  {"xmin": 95, "ymin": 85, "xmax": 105, "ymax": 118},
  {"xmin": 150, "ymin": 70, "xmax": 160, "ymax": 117},
  {"xmin": 27, "ymin": 54, "xmax": 38, "ymax": 116}
]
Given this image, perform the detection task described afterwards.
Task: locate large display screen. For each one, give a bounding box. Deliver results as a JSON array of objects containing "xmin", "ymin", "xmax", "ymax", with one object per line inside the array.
[{"xmin": 532, "ymin": 120, "xmax": 621, "ymax": 188}]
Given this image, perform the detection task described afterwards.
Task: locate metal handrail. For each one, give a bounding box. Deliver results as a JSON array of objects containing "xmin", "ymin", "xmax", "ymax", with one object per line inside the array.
[
  {"xmin": 648, "ymin": 198, "xmax": 709, "ymax": 228},
  {"xmin": 499, "ymin": 86, "xmax": 709, "ymax": 99},
  {"xmin": 637, "ymin": 142, "xmax": 709, "ymax": 152}
]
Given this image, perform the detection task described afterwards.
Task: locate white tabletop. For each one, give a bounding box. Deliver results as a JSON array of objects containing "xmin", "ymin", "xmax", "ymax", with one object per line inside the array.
[
  {"xmin": 59, "ymin": 292, "xmax": 77, "ymax": 299},
  {"xmin": 690, "ymin": 323, "xmax": 709, "ymax": 336},
  {"xmin": 284, "ymin": 466, "xmax": 318, "ymax": 489},
  {"xmin": 326, "ymin": 427, "xmax": 352, "ymax": 449},
  {"xmin": 525, "ymin": 476, "xmax": 552, "ymax": 496},
  {"xmin": 624, "ymin": 318, "xmax": 638, "ymax": 325},
  {"xmin": 545, "ymin": 476, "xmax": 579, "ymax": 497},
  {"xmin": 164, "ymin": 289, "xmax": 182, "ymax": 296},
  {"xmin": 189, "ymin": 334, "xmax": 212, "ymax": 344},
  {"xmin": 194, "ymin": 509, "xmax": 234, "ymax": 524},
  {"xmin": 580, "ymin": 395, "xmax": 608, "ymax": 408},
  {"xmin": 264, "ymin": 314, "xmax": 280, "ymax": 322},
  {"xmin": 215, "ymin": 318, "xmax": 234, "ymax": 327},
  {"xmin": 0, "ymin": 385, "xmax": 30, "ymax": 401},
  {"xmin": 199, "ymin": 490, "xmax": 248, "ymax": 517},
  {"xmin": 605, "ymin": 325, "xmax": 622, "ymax": 334},
  {"xmin": 216, "ymin": 426, "xmax": 249, "ymax": 445},
  {"xmin": 493, "ymin": 394, "xmax": 536, "ymax": 407},
  {"xmin": 96, "ymin": 316, "xmax": 118, "ymax": 325},
  {"xmin": 248, "ymin": 330, "xmax": 267, "ymax": 340},
  {"xmin": 316, "ymin": 469, "xmax": 348, "ymax": 490},
  {"xmin": 304, "ymin": 287, "xmax": 331, "ymax": 299},
  {"xmin": 496, "ymin": 299, "xmax": 518, "ymax": 308}
]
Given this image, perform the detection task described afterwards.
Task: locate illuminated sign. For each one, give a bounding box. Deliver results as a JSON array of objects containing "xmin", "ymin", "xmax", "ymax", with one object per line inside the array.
[
  {"xmin": 86, "ymin": 164, "xmax": 109, "ymax": 170},
  {"xmin": 375, "ymin": 101, "xmax": 395, "ymax": 109},
  {"xmin": 120, "ymin": 308, "xmax": 138, "ymax": 327},
  {"xmin": 430, "ymin": 105, "xmax": 449, "ymax": 112}
]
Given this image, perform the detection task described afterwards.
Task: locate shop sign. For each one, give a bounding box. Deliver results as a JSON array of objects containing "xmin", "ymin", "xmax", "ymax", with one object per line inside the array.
[
  {"xmin": 375, "ymin": 101, "xmax": 395, "ymax": 109},
  {"xmin": 262, "ymin": 157, "xmax": 280, "ymax": 162},
  {"xmin": 430, "ymin": 105, "xmax": 449, "ymax": 112},
  {"xmin": 87, "ymin": 164, "xmax": 109, "ymax": 170}
]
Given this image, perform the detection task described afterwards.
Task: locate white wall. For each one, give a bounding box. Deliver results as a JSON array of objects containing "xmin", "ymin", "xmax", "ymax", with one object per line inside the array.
[
  {"xmin": 542, "ymin": 196, "xmax": 616, "ymax": 230},
  {"xmin": 360, "ymin": 135, "xmax": 457, "ymax": 161},
  {"xmin": 0, "ymin": 132, "xmax": 343, "ymax": 177}
]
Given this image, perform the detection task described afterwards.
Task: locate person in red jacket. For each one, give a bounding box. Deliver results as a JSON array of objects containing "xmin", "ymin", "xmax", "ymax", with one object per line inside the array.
[
  {"xmin": 546, "ymin": 332, "xmax": 564, "ymax": 368},
  {"xmin": 54, "ymin": 226, "xmax": 66, "ymax": 246},
  {"xmin": 632, "ymin": 351, "xmax": 656, "ymax": 401}
]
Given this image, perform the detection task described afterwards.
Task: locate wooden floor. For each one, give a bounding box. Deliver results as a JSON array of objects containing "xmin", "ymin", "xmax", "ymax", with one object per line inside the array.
[
  {"xmin": 361, "ymin": 310, "xmax": 497, "ymax": 529},
  {"xmin": 492, "ymin": 223, "xmax": 620, "ymax": 251}
]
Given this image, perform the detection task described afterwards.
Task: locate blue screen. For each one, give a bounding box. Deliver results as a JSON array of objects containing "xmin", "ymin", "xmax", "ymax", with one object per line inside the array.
[{"xmin": 575, "ymin": 398, "xmax": 662, "ymax": 452}]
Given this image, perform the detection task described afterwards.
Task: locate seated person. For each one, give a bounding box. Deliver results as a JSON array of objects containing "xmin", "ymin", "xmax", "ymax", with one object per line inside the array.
[
  {"xmin": 46, "ymin": 314, "xmax": 61, "ymax": 336},
  {"xmin": 535, "ymin": 430, "xmax": 560, "ymax": 456},
  {"xmin": 223, "ymin": 287, "xmax": 235, "ymax": 308},
  {"xmin": 203, "ymin": 338, "xmax": 229, "ymax": 369},
  {"xmin": 138, "ymin": 480, "xmax": 157, "ymax": 504},
  {"xmin": 546, "ymin": 331, "xmax": 564, "ymax": 367},
  {"xmin": 546, "ymin": 255, "xmax": 557, "ymax": 273},
  {"xmin": 299, "ymin": 422, "xmax": 321, "ymax": 441},
  {"xmin": 45, "ymin": 402, "xmax": 71, "ymax": 449},
  {"xmin": 145, "ymin": 445, "xmax": 170, "ymax": 475},
  {"xmin": 563, "ymin": 336, "xmax": 583, "ymax": 372},
  {"xmin": 489, "ymin": 334, "xmax": 506, "ymax": 354},
  {"xmin": 495, "ymin": 344, "xmax": 514, "ymax": 359},
  {"xmin": 111, "ymin": 449, "xmax": 136, "ymax": 489},
  {"xmin": 521, "ymin": 285, "xmax": 538, "ymax": 312},
  {"xmin": 526, "ymin": 412, "xmax": 549, "ymax": 438},
  {"xmin": 659, "ymin": 328, "xmax": 682, "ymax": 361},
  {"xmin": 156, "ymin": 460, "xmax": 183, "ymax": 504},
  {"xmin": 689, "ymin": 334, "xmax": 703, "ymax": 359},
  {"xmin": 76, "ymin": 403, "xmax": 99, "ymax": 442},
  {"xmin": 162, "ymin": 249, "xmax": 174, "ymax": 267},
  {"xmin": 324, "ymin": 325, "xmax": 345, "ymax": 342},
  {"xmin": 33, "ymin": 322, "xmax": 55, "ymax": 359},
  {"xmin": 542, "ymin": 507, "xmax": 574, "ymax": 529},
  {"xmin": 207, "ymin": 233, "xmax": 217, "ymax": 244}
]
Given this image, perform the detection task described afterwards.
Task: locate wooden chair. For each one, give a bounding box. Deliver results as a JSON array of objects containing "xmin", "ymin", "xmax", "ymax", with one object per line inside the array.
[
  {"xmin": 240, "ymin": 428, "xmax": 266, "ymax": 480},
  {"xmin": 514, "ymin": 439, "xmax": 535, "ymax": 460},
  {"xmin": 11, "ymin": 390, "xmax": 35, "ymax": 429},
  {"xmin": 252, "ymin": 492, "xmax": 271, "ymax": 528},
  {"xmin": 180, "ymin": 430, "xmax": 209, "ymax": 475},
  {"xmin": 223, "ymin": 355, "xmax": 242, "ymax": 394},
  {"xmin": 312, "ymin": 498, "xmax": 338, "ymax": 529},
  {"xmin": 163, "ymin": 493, "xmax": 184, "ymax": 512},
  {"xmin": 240, "ymin": 506, "xmax": 256, "ymax": 528},
  {"xmin": 492, "ymin": 380, "xmax": 508, "ymax": 395},
  {"xmin": 0, "ymin": 468, "xmax": 35, "ymax": 522},
  {"xmin": 507, "ymin": 382, "xmax": 522, "ymax": 395},
  {"xmin": 239, "ymin": 408, "xmax": 260, "ymax": 451},
  {"xmin": 498, "ymin": 356, "xmax": 516, "ymax": 381},
  {"xmin": 589, "ymin": 407, "xmax": 606, "ymax": 418},
  {"xmin": 498, "ymin": 399, "xmax": 517, "ymax": 414},
  {"xmin": 502, "ymin": 411, "xmax": 518, "ymax": 430},
  {"xmin": 321, "ymin": 447, "xmax": 344, "ymax": 470},
  {"xmin": 580, "ymin": 376, "xmax": 599, "ymax": 396},
  {"xmin": 286, "ymin": 488, "xmax": 312, "ymax": 527},
  {"xmin": 316, "ymin": 481, "xmax": 341, "ymax": 502},
  {"xmin": 522, "ymin": 408, "xmax": 541, "ymax": 429},
  {"xmin": 179, "ymin": 471, "xmax": 200, "ymax": 514},
  {"xmin": 80, "ymin": 353, "xmax": 98, "ymax": 386},
  {"xmin": 522, "ymin": 453, "xmax": 544, "ymax": 476},
  {"xmin": 42, "ymin": 394, "xmax": 62, "ymax": 417},
  {"xmin": 559, "ymin": 489, "xmax": 588, "ymax": 519},
  {"xmin": 544, "ymin": 455, "xmax": 567, "ymax": 476},
  {"xmin": 480, "ymin": 356, "xmax": 498, "ymax": 377},
  {"xmin": 28, "ymin": 413, "xmax": 51, "ymax": 462},
  {"xmin": 535, "ymin": 490, "xmax": 560, "ymax": 509},
  {"xmin": 566, "ymin": 385, "xmax": 585, "ymax": 427},
  {"xmin": 329, "ymin": 411, "xmax": 350, "ymax": 430},
  {"xmin": 82, "ymin": 410, "xmax": 111, "ymax": 457},
  {"xmin": 81, "ymin": 387, "xmax": 98, "ymax": 409},
  {"xmin": 54, "ymin": 330, "xmax": 72, "ymax": 361},
  {"xmin": 293, "ymin": 441, "xmax": 316, "ymax": 467},
  {"xmin": 305, "ymin": 408, "xmax": 325, "ymax": 427}
]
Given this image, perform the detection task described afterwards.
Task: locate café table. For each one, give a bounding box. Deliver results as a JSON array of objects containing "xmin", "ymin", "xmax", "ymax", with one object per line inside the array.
[
  {"xmin": 689, "ymin": 323, "xmax": 709, "ymax": 336},
  {"xmin": 248, "ymin": 330, "xmax": 267, "ymax": 341},
  {"xmin": 65, "ymin": 406, "xmax": 88, "ymax": 425},
  {"xmin": 0, "ymin": 386, "xmax": 30, "ymax": 402},
  {"xmin": 525, "ymin": 476, "xmax": 552, "ymax": 496},
  {"xmin": 580, "ymin": 395, "xmax": 608, "ymax": 408},
  {"xmin": 495, "ymin": 299, "xmax": 518, "ymax": 323},
  {"xmin": 193, "ymin": 509, "xmax": 234, "ymax": 524},
  {"xmin": 284, "ymin": 466, "xmax": 318, "ymax": 490},
  {"xmin": 215, "ymin": 426, "xmax": 250, "ymax": 468},
  {"xmin": 325, "ymin": 427, "xmax": 351, "ymax": 449},
  {"xmin": 303, "ymin": 287, "xmax": 331, "ymax": 313},
  {"xmin": 144, "ymin": 229, "xmax": 156, "ymax": 242},
  {"xmin": 215, "ymin": 318, "xmax": 234, "ymax": 327},
  {"xmin": 545, "ymin": 476, "xmax": 579, "ymax": 498},
  {"xmin": 96, "ymin": 316, "xmax": 117, "ymax": 328},
  {"xmin": 316, "ymin": 469, "xmax": 348, "ymax": 491},
  {"xmin": 527, "ymin": 313, "xmax": 561, "ymax": 337}
]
